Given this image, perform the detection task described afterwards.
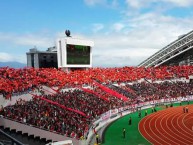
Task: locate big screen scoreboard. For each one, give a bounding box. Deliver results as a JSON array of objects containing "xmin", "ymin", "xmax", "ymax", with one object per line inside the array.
[
  {"xmin": 57, "ymin": 37, "xmax": 94, "ymax": 68},
  {"xmin": 66, "ymin": 44, "xmax": 90, "ymax": 65}
]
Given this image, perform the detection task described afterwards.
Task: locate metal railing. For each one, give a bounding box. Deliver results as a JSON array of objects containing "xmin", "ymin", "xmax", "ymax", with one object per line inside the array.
[{"xmin": 0, "ymin": 129, "xmax": 25, "ymax": 145}]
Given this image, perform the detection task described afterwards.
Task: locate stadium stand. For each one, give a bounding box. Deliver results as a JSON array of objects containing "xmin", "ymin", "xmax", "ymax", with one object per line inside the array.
[{"xmin": 1, "ymin": 65, "xmax": 193, "ymax": 144}]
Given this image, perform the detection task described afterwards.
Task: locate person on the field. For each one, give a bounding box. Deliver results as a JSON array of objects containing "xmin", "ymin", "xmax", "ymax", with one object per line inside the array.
[
  {"xmin": 138, "ymin": 111, "xmax": 141, "ymax": 118},
  {"xmin": 151, "ymin": 107, "xmax": 154, "ymax": 113},
  {"xmin": 186, "ymin": 106, "xmax": 188, "ymax": 113},
  {"xmin": 128, "ymin": 117, "xmax": 132, "ymax": 125},
  {"xmin": 183, "ymin": 107, "xmax": 186, "ymax": 113},
  {"xmin": 123, "ymin": 128, "xmax": 126, "ymax": 138},
  {"xmin": 145, "ymin": 110, "xmax": 147, "ymax": 116},
  {"xmin": 154, "ymin": 107, "xmax": 157, "ymax": 112},
  {"xmin": 96, "ymin": 133, "xmax": 99, "ymax": 144}
]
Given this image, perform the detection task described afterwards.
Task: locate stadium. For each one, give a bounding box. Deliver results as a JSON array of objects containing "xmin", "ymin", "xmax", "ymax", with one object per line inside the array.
[{"xmin": 1, "ymin": 29, "xmax": 193, "ymax": 145}]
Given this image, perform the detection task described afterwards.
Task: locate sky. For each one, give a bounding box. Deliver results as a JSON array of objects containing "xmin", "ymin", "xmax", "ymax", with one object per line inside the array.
[{"xmin": 0, "ymin": 0, "xmax": 193, "ymax": 67}]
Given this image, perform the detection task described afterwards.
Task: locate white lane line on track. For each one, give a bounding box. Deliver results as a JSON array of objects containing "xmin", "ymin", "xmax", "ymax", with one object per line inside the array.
[
  {"xmin": 153, "ymin": 111, "xmax": 180, "ymax": 145},
  {"xmin": 169, "ymin": 109, "xmax": 193, "ymax": 143},
  {"xmin": 140, "ymin": 113, "xmax": 163, "ymax": 145},
  {"xmin": 140, "ymin": 105, "xmax": 193, "ymax": 145},
  {"xmin": 147, "ymin": 112, "xmax": 170, "ymax": 145},
  {"xmin": 159, "ymin": 111, "xmax": 183, "ymax": 145},
  {"xmin": 181, "ymin": 113, "xmax": 193, "ymax": 133},
  {"xmin": 165, "ymin": 110, "xmax": 190, "ymax": 144},
  {"xmin": 138, "ymin": 119, "xmax": 152, "ymax": 145},
  {"xmin": 176, "ymin": 112, "xmax": 193, "ymax": 138}
]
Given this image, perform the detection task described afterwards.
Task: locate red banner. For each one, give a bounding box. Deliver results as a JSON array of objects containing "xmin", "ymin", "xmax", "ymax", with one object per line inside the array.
[{"xmin": 94, "ymin": 81, "xmax": 128, "ymax": 102}]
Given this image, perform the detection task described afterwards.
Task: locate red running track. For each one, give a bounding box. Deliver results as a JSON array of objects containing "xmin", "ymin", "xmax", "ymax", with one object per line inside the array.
[{"xmin": 139, "ymin": 105, "xmax": 193, "ymax": 145}]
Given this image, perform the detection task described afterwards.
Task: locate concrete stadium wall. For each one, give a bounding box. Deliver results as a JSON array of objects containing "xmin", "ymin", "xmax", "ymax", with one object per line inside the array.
[
  {"xmin": 2, "ymin": 93, "xmax": 33, "ymax": 107},
  {"xmin": 0, "ymin": 95, "xmax": 6, "ymax": 107}
]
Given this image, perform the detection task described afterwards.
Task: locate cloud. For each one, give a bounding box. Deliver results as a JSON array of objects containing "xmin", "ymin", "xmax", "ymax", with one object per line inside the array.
[
  {"xmin": 0, "ymin": 32, "xmax": 55, "ymax": 64},
  {"xmin": 0, "ymin": 52, "xmax": 13, "ymax": 62},
  {"xmin": 88, "ymin": 11, "xmax": 193, "ymax": 67},
  {"xmin": 92, "ymin": 48, "xmax": 158, "ymax": 67},
  {"xmin": 84, "ymin": 0, "xmax": 119, "ymax": 8},
  {"xmin": 84, "ymin": 0, "xmax": 105, "ymax": 6},
  {"xmin": 92, "ymin": 23, "xmax": 104, "ymax": 33},
  {"xmin": 0, "ymin": 32, "xmax": 54, "ymax": 48},
  {"xmin": 111, "ymin": 23, "xmax": 125, "ymax": 32},
  {"xmin": 15, "ymin": 34, "xmax": 53, "ymax": 48},
  {"xmin": 1, "ymin": 1, "xmax": 193, "ymax": 67},
  {"xmin": 125, "ymin": 0, "xmax": 146, "ymax": 9},
  {"xmin": 125, "ymin": 0, "xmax": 193, "ymax": 10},
  {"xmin": 0, "ymin": 52, "xmax": 26, "ymax": 63},
  {"xmin": 162, "ymin": 0, "xmax": 193, "ymax": 7}
]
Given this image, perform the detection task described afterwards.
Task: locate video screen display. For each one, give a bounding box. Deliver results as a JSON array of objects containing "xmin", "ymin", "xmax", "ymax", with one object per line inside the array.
[{"xmin": 66, "ymin": 44, "xmax": 90, "ymax": 65}]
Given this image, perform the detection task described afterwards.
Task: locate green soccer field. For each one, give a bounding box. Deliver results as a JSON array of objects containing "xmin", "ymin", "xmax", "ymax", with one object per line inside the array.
[{"xmin": 102, "ymin": 101, "xmax": 192, "ymax": 145}]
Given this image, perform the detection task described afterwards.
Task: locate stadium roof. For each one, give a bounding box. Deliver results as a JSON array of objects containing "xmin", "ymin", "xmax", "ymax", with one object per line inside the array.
[{"xmin": 138, "ymin": 30, "xmax": 193, "ymax": 67}]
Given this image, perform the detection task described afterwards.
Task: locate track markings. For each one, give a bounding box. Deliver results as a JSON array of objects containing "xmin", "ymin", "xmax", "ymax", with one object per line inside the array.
[{"xmin": 139, "ymin": 105, "xmax": 193, "ymax": 144}]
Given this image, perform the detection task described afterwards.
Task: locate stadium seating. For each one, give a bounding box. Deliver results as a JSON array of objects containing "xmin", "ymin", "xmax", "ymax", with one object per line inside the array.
[{"xmin": 1, "ymin": 65, "xmax": 193, "ymax": 140}]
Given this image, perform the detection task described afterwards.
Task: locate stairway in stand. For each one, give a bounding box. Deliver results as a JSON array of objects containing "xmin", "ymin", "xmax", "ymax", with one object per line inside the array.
[{"xmin": 0, "ymin": 126, "xmax": 49, "ymax": 145}]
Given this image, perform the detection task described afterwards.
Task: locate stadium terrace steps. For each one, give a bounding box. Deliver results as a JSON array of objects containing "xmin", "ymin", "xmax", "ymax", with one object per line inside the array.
[
  {"xmin": 144, "ymin": 78, "xmax": 160, "ymax": 91},
  {"xmin": 40, "ymin": 85, "xmax": 58, "ymax": 95},
  {"xmin": 0, "ymin": 118, "xmax": 79, "ymax": 145},
  {"xmin": 122, "ymin": 85, "xmax": 137, "ymax": 96},
  {"xmin": 109, "ymin": 84, "xmax": 137, "ymax": 99}
]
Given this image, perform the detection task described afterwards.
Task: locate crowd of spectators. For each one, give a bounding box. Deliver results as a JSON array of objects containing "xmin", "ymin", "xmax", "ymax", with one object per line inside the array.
[
  {"xmin": 1, "ymin": 65, "xmax": 193, "ymax": 98},
  {"xmin": 1, "ymin": 65, "xmax": 193, "ymax": 139},
  {"xmin": 42, "ymin": 89, "xmax": 111, "ymax": 119},
  {"xmin": 92, "ymin": 85, "xmax": 126, "ymax": 108},
  {"xmin": 0, "ymin": 97, "xmax": 88, "ymax": 139},
  {"xmin": 120, "ymin": 81, "xmax": 193, "ymax": 102}
]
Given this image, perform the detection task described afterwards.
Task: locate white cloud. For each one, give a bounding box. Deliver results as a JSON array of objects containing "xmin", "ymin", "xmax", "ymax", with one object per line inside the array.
[
  {"xmin": 84, "ymin": 0, "xmax": 119, "ymax": 8},
  {"xmin": 0, "ymin": 53, "xmax": 13, "ymax": 62},
  {"xmin": 87, "ymin": 11, "xmax": 193, "ymax": 67},
  {"xmin": 0, "ymin": 32, "xmax": 54, "ymax": 64},
  {"xmin": 93, "ymin": 48, "xmax": 158, "ymax": 67},
  {"xmin": 1, "ymin": 3, "xmax": 193, "ymax": 67},
  {"xmin": 125, "ymin": 0, "xmax": 156, "ymax": 9},
  {"xmin": 126, "ymin": 0, "xmax": 144, "ymax": 9},
  {"xmin": 125, "ymin": 0, "xmax": 193, "ymax": 9},
  {"xmin": 0, "ymin": 52, "xmax": 26, "ymax": 63},
  {"xmin": 161, "ymin": 0, "xmax": 193, "ymax": 7},
  {"xmin": 84, "ymin": 0, "xmax": 104, "ymax": 6},
  {"xmin": 111, "ymin": 23, "xmax": 125, "ymax": 32},
  {"xmin": 0, "ymin": 32, "xmax": 54, "ymax": 48},
  {"xmin": 92, "ymin": 23, "xmax": 104, "ymax": 33},
  {"xmin": 15, "ymin": 34, "xmax": 53, "ymax": 48}
]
